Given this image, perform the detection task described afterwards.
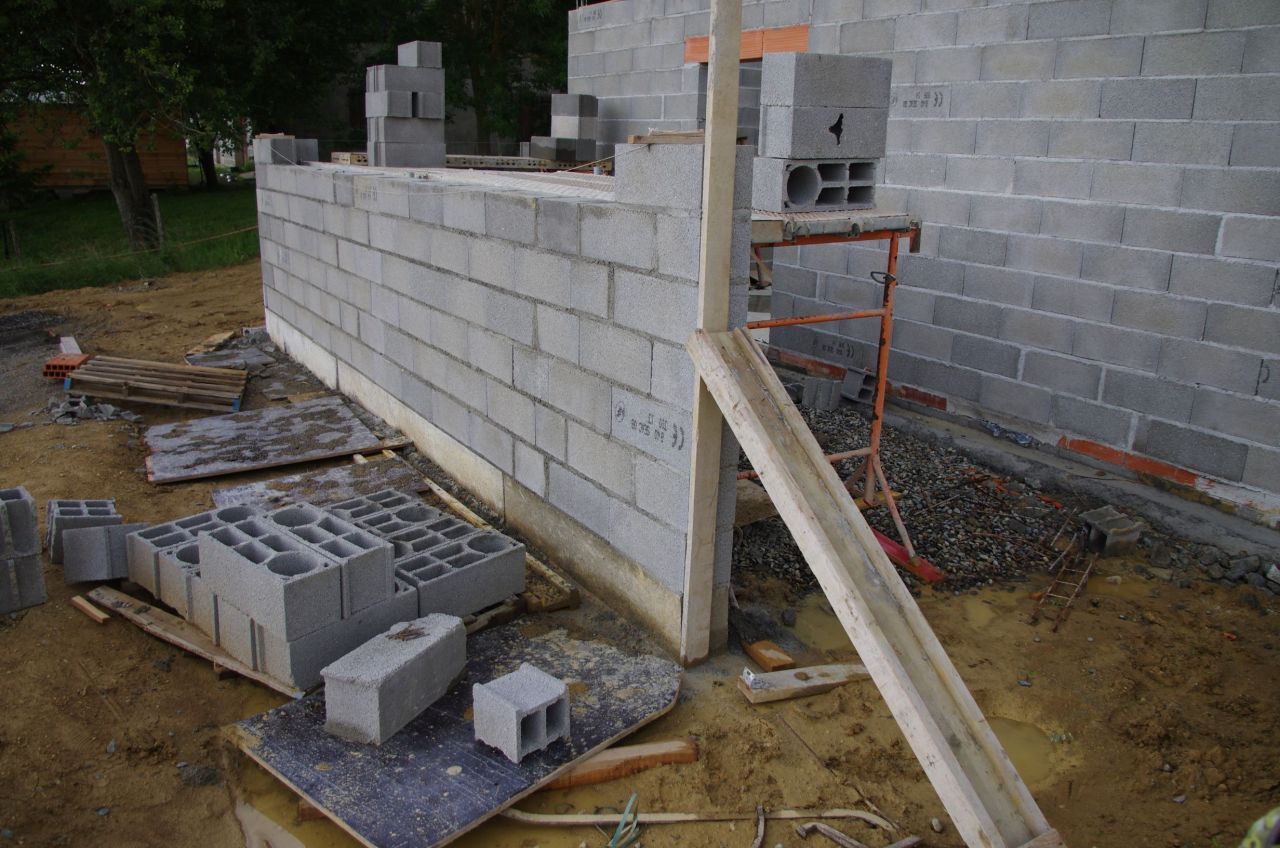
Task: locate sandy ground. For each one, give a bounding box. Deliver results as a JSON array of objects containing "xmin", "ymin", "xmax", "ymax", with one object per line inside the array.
[{"xmin": 0, "ymin": 262, "xmax": 1277, "ymax": 848}]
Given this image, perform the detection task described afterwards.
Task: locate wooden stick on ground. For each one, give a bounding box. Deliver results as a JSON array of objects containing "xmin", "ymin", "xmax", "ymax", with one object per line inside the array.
[
  {"xmin": 542, "ymin": 738, "xmax": 698, "ymax": 790},
  {"xmin": 70, "ymin": 594, "xmax": 110, "ymax": 624},
  {"xmin": 738, "ymin": 663, "xmax": 870, "ymax": 705},
  {"xmin": 500, "ymin": 807, "xmax": 895, "ymax": 831}
]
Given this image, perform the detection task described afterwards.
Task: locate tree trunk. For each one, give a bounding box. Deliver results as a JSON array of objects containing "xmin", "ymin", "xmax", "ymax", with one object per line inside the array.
[
  {"xmin": 197, "ymin": 146, "xmax": 219, "ymax": 189},
  {"xmin": 104, "ymin": 141, "xmax": 159, "ymax": 250}
]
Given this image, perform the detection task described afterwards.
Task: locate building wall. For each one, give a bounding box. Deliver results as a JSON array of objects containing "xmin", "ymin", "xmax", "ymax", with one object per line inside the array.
[
  {"xmin": 570, "ymin": 0, "xmax": 1280, "ymax": 519},
  {"xmin": 255, "ymin": 147, "xmax": 750, "ymax": 652}
]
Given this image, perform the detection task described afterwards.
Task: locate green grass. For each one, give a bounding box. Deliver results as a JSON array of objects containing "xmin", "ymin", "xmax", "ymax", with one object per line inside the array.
[{"xmin": 0, "ymin": 183, "xmax": 260, "ymax": 299}]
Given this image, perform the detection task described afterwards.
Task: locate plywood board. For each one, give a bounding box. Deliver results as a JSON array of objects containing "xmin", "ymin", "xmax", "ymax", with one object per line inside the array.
[
  {"xmin": 688, "ymin": 328, "xmax": 1057, "ymax": 848},
  {"xmin": 144, "ymin": 396, "xmax": 388, "ymax": 484},
  {"xmin": 233, "ymin": 625, "xmax": 682, "ymax": 848},
  {"xmin": 211, "ymin": 456, "xmax": 426, "ymax": 509}
]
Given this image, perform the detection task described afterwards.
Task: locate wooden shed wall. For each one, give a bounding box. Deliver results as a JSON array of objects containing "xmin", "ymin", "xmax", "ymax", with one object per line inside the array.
[{"xmin": 12, "ymin": 106, "xmax": 188, "ymax": 190}]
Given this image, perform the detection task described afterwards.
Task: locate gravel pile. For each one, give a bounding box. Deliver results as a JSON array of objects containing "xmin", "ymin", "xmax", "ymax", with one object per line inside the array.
[{"xmin": 733, "ymin": 403, "xmax": 1098, "ymax": 593}]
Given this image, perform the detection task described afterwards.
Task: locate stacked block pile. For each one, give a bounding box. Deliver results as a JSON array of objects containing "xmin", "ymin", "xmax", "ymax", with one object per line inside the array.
[
  {"xmin": 0, "ymin": 488, "xmax": 44, "ymax": 613},
  {"xmin": 531, "ymin": 94, "xmax": 599, "ymax": 163},
  {"xmin": 121, "ymin": 495, "xmax": 522, "ymax": 690},
  {"xmin": 752, "ymin": 53, "xmax": 891, "ymax": 213},
  {"xmin": 365, "ymin": 41, "xmax": 446, "ymax": 168}
]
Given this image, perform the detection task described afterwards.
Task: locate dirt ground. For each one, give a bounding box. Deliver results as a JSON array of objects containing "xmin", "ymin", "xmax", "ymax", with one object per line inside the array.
[{"xmin": 1, "ymin": 262, "xmax": 1277, "ymax": 848}]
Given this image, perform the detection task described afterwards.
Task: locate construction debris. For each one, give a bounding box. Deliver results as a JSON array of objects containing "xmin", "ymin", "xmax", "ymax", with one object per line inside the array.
[
  {"xmin": 1079, "ymin": 505, "xmax": 1144, "ymax": 557},
  {"xmin": 66, "ymin": 355, "xmax": 247, "ymax": 413},
  {"xmin": 543, "ymin": 738, "xmax": 698, "ymax": 790},
  {"xmin": 46, "ymin": 395, "xmax": 142, "ymax": 424}
]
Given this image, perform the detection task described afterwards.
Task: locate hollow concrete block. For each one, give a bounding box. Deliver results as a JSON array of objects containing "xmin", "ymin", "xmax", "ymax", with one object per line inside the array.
[
  {"xmin": 46, "ymin": 499, "xmax": 121, "ymax": 564},
  {"xmin": 0, "ymin": 487, "xmax": 39, "ymax": 557},
  {"xmin": 758, "ymin": 105, "xmax": 889, "ymax": 159},
  {"xmin": 398, "ymin": 531, "xmax": 526, "ymax": 618},
  {"xmin": 397, "ymin": 41, "xmax": 443, "ymax": 69},
  {"xmin": 63, "ymin": 522, "xmax": 149, "ymax": 583},
  {"xmin": 322, "ymin": 613, "xmax": 466, "ymax": 744},
  {"xmin": 473, "ymin": 663, "xmax": 570, "ymax": 763}
]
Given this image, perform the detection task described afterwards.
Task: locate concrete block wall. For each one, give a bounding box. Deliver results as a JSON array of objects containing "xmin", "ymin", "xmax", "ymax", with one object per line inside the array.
[
  {"xmin": 570, "ymin": 0, "xmax": 1280, "ymax": 518},
  {"xmin": 255, "ymin": 151, "xmax": 750, "ymax": 652}
]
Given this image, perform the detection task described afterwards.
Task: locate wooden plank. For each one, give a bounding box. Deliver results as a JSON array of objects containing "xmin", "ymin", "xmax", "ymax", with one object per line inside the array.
[
  {"xmin": 626, "ymin": 131, "xmax": 706, "ymax": 144},
  {"xmin": 232, "ymin": 624, "xmax": 682, "ymax": 848},
  {"xmin": 737, "ymin": 663, "xmax": 869, "ymax": 704},
  {"xmin": 680, "ymin": 0, "xmax": 742, "ymax": 668},
  {"xmin": 89, "ymin": 355, "xmax": 249, "ymax": 379},
  {"xmin": 688, "ymin": 328, "xmax": 1057, "ymax": 848},
  {"xmin": 65, "ymin": 383, "xmax": 241, "ymax": 414},
  {"xmin": 70, "ymin": 594, "xmax": 110, "ymax": 624},
  {"xmin": 68, "ymin": 371, "xmax": 245, "ymax": 398},
  {"xmin": 144, "ymin": 396, "xmax": 389, "ymax": 484},
  {"xmin": 86, "ymin": 586, "xmax": 303, "ymax": 698},
  {"xmin": 542, "ymin": 738, "xmax": 698, "ymax": 790},
  {"xmin": 743, "ymin": 639, "xmax": 795, "ymax": 671}
]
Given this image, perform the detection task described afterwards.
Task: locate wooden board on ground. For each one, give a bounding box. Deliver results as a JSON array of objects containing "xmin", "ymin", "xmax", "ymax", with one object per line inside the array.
[
  {"xmin": 688, "ymin": 327, "xmax": 1057, "ymax": 848},
  {"xmin": 144, "ymin": 396, "xmax": 390, "ymax": 484},
  {"xmin": 67, "ymin": 355, "xmax": 247, "ymax": 413},
  {"xmin": 542, "ymin": 738, "xmax": 698, "ymax": 790},
  {"xmin": 211, "ymin": 455, "xmax": 427, "ymax": 509},
  {"xmin": 743, "ymin": 639, "xmax": 795, "ymax": 671},
  {"xmin": 86, "ymin": 586, "xmax": 303, "ymax": 699},
  {"xmin": 738, "ymin": 663, "xmax": 870, "ymax": 704},
  {"xmin": 231, "ymin": 624, "xmax": 682, "ymax": 848}
]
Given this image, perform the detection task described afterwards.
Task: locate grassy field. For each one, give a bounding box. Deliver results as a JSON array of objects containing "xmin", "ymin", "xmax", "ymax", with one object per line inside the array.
[{"xmin": 0, "ymin": 182, "xmax": 259, "ymax": 299}]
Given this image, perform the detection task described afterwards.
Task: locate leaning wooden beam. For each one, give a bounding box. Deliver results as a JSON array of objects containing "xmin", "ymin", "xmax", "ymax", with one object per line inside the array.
[
  {"xmin": 680, "ymin": 0, "xmax": 744, "ymax": 667},
  {"xmin": 542, "ymin": 738, "xmax": 698, "ymax": 790},
  {"xmin": 688, "ymin": 327, "xmax": 1059, "ymax": 848}
]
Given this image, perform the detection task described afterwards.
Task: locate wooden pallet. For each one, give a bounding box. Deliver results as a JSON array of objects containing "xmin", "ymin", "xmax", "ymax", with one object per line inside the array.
[
  {"xmin": 689, "ymin": 327, "xmax": 1061, "ymax": 848},
  {"xmin": 66, "ymin": 355, "xmax": 247, "ymax": 413}
]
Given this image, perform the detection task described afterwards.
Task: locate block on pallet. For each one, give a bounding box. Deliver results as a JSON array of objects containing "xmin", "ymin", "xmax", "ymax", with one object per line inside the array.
[
  {"xmin": 473, "ymin": 662, "xmax": 570, "ymax": 763},
  {"xmin": 0, "ymin": 487, "xmax": 39, "ymax": 556},
  {"xmin": 759, "ymin": 105, "xmax": 889, "ymax": 159},
  {"xmin": 366, "ymin": 91, "xmax": 414, "ymax": 119},
  {"xmin": 760, "ymin": 52, "xmax": 893, "ymax": 108},
  {"xmin": 322, "ymin": 613, "xmax": 466, "ymax": 744},
  {"xmin": 216, "ymin": 597, "xmax": 257, "ymax": 668},
  {"xmin": 329, "ymin": 490, "xmax": 428, "ymax": 526},
  {"xmin": 128, "ymin": 523, "xmax": 195, "ymax": 593},
  {"xmin": 46, "ymin": 499, "xmax": 121, "ymax": 564},
  {"xmin": 397, "ymin": 40, "xmax": 443, "ymax": 69},
  {"xmin": 529, "ymin": 137, "xmax": 596, "ymax": 162},
  {"xmin": 751, "ymin": 157, "xmax": 877, "ymax": 212},
  {"xmin": 366, "ymin": 65, "xmax": 444, "ymax": 94},
  {"xmin": 265, "ymin": 503, "xmax": 396, "ymax": 617},
  {"xmin": 551, "ymin": 93, "xmax": 598, "ymax": 119},
  {"xmin": 63, "ymin": 522, "xmax": 149, "ymax": 583},
  {"xmin": 255, "ymin": 579, "xmax": 418, "ymax": 690},
  {"xmin": 398, "ymin": 530, "xmax": 525, "ymax": 618},
  {"xmin": 156, "ymin": 542, "xmax": 202, "ymax": 618}
]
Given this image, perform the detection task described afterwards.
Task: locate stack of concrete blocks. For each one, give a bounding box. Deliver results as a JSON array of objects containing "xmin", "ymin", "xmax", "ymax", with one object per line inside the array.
[
  {"xmin": 46, "ymin": 499, "xmax": 123, "ymax": 564},
  {"xmin": 195, "ymin": 502, "xmax": 421, "ymax": 689},
  {"xmin": 253, "ymin": 133, "xmax": 752, "ymax": 654},
  {"xmin": 63, "ymin": 521, "xmax": 149, "ymax": 583},
  {"xmin": 322, "ymin": 613, "xmax": 466, "ymax": 744},
  {"xmin": 328, "ymin": 489, "xmax": 525, "ymax": 618},
  {"xmin": 531, "ymin": 94, "xmax": 599, "ymax": 163},
  {"xmin": 365, "ymin": 41, "xmax": 446, "ymax": 168},
  {"xmin": 473, "ymin": 663, "xmax": 570, "ymax": 763},
  {"xmin": 0, "ymin": 487, "xmax": 44, "ymax": 613},
  {"xmin": 752, "ymin": 53, "xmax": 891, "ymax": 213}
]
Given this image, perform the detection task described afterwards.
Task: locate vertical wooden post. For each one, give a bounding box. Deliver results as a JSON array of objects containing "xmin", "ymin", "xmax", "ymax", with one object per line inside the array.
[{"xmin": 680, "ymin": 0, "xmax": 742, "ymax": 666}]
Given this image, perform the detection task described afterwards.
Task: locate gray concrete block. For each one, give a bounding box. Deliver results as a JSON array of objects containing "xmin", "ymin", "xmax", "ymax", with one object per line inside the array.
[
  {"xmin": 412, "ymin": 91, "xmax": 445, "ymax": 120},
  {"xmin": 952, "ymin": 334, "xmax": 1020, "ymax": 378},
  {"xmin": 253, "ymin": 136, "xmax": 296, "ymax": 165},
  {"xmin": 536, "ymin": 305, "xmax": 580, "ymax": 363},
  {"xmin": 579, "ymin": 317, "xmax": 652, "ymax": 392},
  {"xmin": 365, "ymin": 91, "xmax": 413, "ymax": 119},
  {"xmin": 1080, "ymin": 243, "xmax": 1173, "ymax": 290},
  {"xmin": 760, "ymin": 52, "xmax": 892, "ymax": 108},
  {"xmin": 1208, "ymin": 0, "xmax": 1280, "ymax": 28},
  {"xmin": 1039, "ymin": 200, "xmax": 1123, "ymax": 244},
  {"xmin": 552, "ymin": 93, "xmax": 599, "ymax": 117},
  {"xmin": 529, "ymin": 136, "xmax": 596, "ymax": 161},
  {"xmin": 1070, "ymin": 324, "xmax": 1159, "ymax": 372},
  {"xmin": 156, "ymin": 542, "xmax": 201, "ymax": 618},
  {"xmin": 1134, "ymin": 418, "xmax": 1248, "ymax": 482},
  {"xmin": 514, "ymin": 349, "xmax": 614, "ymax": 433},
  {"xmin": 1243, "ymin": 444, "xmax": 1280, "ymax": 492},
  {"xmin": 536, "ymin": 198, "xmax": 582, "ymax": 255},
  {"xmin": 1015, "ymin": 160, "xmax": 1093, "ymax": 199},
  {"xmin": 1133, "ymin": 121, "xmax": 1233, "ymax": 166},
  {"xmin": 1112, "ymin": 0, "xmax": 1210, "ymax": 33},
  {"xmin": 1022, "ymin": 80, "xmax": 1101, "ymax": 119},
  {"xmin": 468, "ymin": 413, "xmax": 515, "ymax": 473},
  {"xmin": 916, "ymin": 47, "xmax": 981, "ymax": 84},
  {"xmin": 216, "ymin": 597, "xmax": 258, "ymax": 667},
  {"xmin": 938, "ymin": 227, "xmax": 1007, "ymax": 267},
  {"xmin": 894, "ymin": 10, "xmax": 958, "ymax": 49},
  {"xmin": 1143, "ymin": 31, "xmax": 1246, "ymax": 77},
  {"xmin": 485, "ymin": 193, "xmax": 538, "ymax": 244},
  {"xmin": 1244, "ymin": 26, "xmax": 1280, "ymax": 73},
  {"xmin": 957, "ymin": 4, "xmax": 1029, "ymax": 44},
  {"xmin": 1218, "ymin": 215, "xmax": 1280, "ymax": 263},
  {"xmin": 398, "ymin": 531, "xmax": 526, "ymax": 618},
  {"xmin": 976, "ymin": 120, "xmax": 1048, "ymax": 156},
  {"xmin": 1051, "ymin": 396, "xmax": 1133, "ymax": 445},
  {"xmin": 323, "ymin": 613, "xmax": 465, "ymax": 744},
  {"xmin": 759, "ymin": 105, "xmax": 888, "ymax": 159},
  {"xmin": 944, "ymin": 157, "xmax": 1014, "ymax": 192},
  {"xmin": 1182, "ymin": 168, "xmax": 1280, "ymax": 216},
  {"xmin": 1102, "ymin": 79, "xmax": 1196, "ymax": 120},
  {"xmin": 1204, "ymin": 303, "xmax": 1280, "ymax": 355},
  {"xmin": 581, "ymin": 204, "xmax": 656, "ymax": 270},
  {"xmin": 962, "ymin": 265, "xmax": 1034, "ymax": 306},
  {"xmin": 1112, "ymin": 291, "xmax": 1206, "ymax": 339},
  {"xmin": 473, "ymin": 663, "xmax": 570, "ymax": 763},
  {"xmin": 127, "ymin": 523, "xmax": 197, "ymax": 593},
  {"xmin": 550, "ymin": 115, "xmax": 598, "ymax": 139},
  {"xmin": 1102, "ymin": 369, "xmax": 1195, "ymax": 421},
  {"xmin": 1028, "ymin": 0, "xmax": 1112, "ymax": 38},
  {"xmin": 981, "ymin": 41, "xmax": 1056, "ymax": 80},
  {"xmin": 1169, "ymin": 255, "xmax": 1277, "ymax": 307},
  {"xmin": 47, "ymin": 499, "xmax": 121, "ymax": 564},
  {"xmin": 884, "ymin": 153, "xmax": 947, "ymax": 187},
  {"xmin": 368, "ymin": 142, "xmax": 447, "ymax": 168},
  {"xmin": 1031, "ymin": 276, "xmax": 1114, "ymax": 321},
  {"xmin": 909, "ymin": 120, "xmax": 976, "ymax": 155},
  {"xmin": 979, "ymin": 375, "xmax": 1053, "ymax": 424},
  {"xmin": 1000, "ymin": 308, "xmax": 1074, "ymax": 354},
  {"xmin": 2, "ymin": 554, "xmax": 46, "ymax": 611},
  {"xmin": 368, "ymin": 117, "xmax": 445, "ymax": 145},
  {"xmin": 1122, "ymin": 207, "xmax": 1220, "ymax": 255},
  {"xmin": 752, "ymin": 157, "xmax": 877, "ymax": 212},
  {"xmin": 907, "ymin": 189, "xmax": 972, "ymax": 228},
  {"xmin": 0, "ymin": 487, "xmax": 38, "ymax": 557},
  {"xmin": 1190, "ymin": 388, "xmax": 1280, "ymax": 447},
  {"xmin": 932, "ymin": 294, "xmax": 1005, "ymax": 337},
  {"xmin": 1159, "ymin": 338, "xmax": 1262, "ymax": 395},
  {"xmin": 1047, "ymin": 121, "xmax": 1134, "ymax": 162},
  {"xmin": 63, "ymin": 522, "xmax": 148, "ymax": 583},
  {"xmin": 397, "ymin": 41, "xmax": 442, "ymax": 69},
  {"xmin": 1230, "ymin": 124, "xmax": 1280, "ymax": 168},
  {"xmin": 1022, "ymin": 350, "xmax": 1101, "ymax": 398},
  {"xmin": 367, "ymin": 64, "xmax": 444, "ymax": 93},
  {"xmin": 1054, "ymin": 36, "xmax": 1144, "ymax": 79}
]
